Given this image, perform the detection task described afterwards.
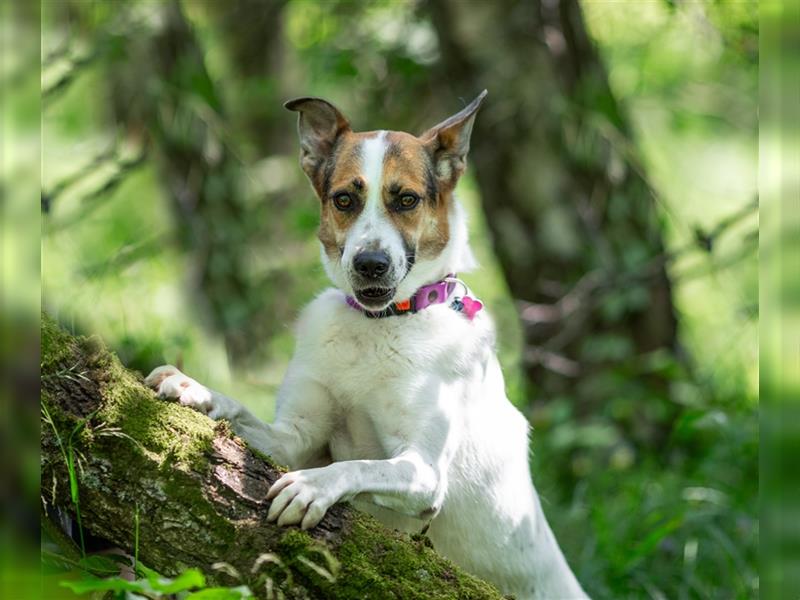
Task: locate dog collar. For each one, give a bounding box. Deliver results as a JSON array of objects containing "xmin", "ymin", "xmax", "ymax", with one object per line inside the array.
[{"xmin": 345, "ymin": 275, "xmax": 483, "ymax": 320}]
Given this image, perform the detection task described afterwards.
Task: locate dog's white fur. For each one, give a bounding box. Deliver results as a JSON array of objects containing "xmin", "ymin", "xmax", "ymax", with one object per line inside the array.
[{"xmin": 146, "ymin": 115, "xmax": 588, "ymax": 600}]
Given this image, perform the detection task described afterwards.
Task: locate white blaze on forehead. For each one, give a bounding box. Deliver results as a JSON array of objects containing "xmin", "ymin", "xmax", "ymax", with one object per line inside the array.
[
  {"xmin": 344, "ymin": 130, "xmax": 405, "ymax": 275},
  {"xmin": 336, "ymin": 130, "xmax": 410, "ymax": 297},
  {"xmin": 360, "ymin": 131, "xmax": 388, "ymax": 210}
]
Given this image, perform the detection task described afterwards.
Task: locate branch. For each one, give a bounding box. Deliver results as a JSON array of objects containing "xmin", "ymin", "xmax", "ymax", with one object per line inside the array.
[
  {"xmin": 40, "ymin": 315, "xmax": 502, "ymax": 599},
  {"xmin": 42, "ymin": 148, "xmax": 147, "ymax": 218},
  {"xmin": 519, "ymin": 199, "xmax": 758, "ymax": 326},
  {"xmin": 518, "ymin": 200, "xmax": 757, "ymax": 375}
]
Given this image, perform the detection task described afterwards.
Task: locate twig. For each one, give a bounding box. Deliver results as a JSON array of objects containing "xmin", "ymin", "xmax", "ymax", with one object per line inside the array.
[
  {"xmin": 42, "ymin": 51, "xmax": 99, "ymax": 102},
  {"xmin": 519, "ymin": 199, "xmax": 758, "ymax": 327},
  {"xmin": 78, "ymin": 233, "xmax": 172, "ymax": 279},
  {"xmin": 524, "ymin": 347, "xmax": 581, "ymax": 377},
  {"xmin": 43, "ymin": 150, "xmax": 148, "ymax": 232},
  {"xmin": 42, "ymin": 146, "xmax": 120, "ymax": 212}
]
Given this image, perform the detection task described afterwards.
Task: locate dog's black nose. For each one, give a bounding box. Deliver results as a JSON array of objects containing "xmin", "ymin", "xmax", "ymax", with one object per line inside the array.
[{"xmin": 353, "ymin": 251, "xmax": 390, "ymax": 279}]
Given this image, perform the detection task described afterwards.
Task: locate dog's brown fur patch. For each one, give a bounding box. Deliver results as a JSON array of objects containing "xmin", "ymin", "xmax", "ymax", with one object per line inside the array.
[
  {"xmin": 314, "ymin": 130, "xmax": 450, "ymax": 262},
  {"xmin": 317, "ymin": 130, "xmax": 366, "ymax": 259},
  {"xmin": 383, "ymin": 132, "xmax": 449, "ymax": 260}
]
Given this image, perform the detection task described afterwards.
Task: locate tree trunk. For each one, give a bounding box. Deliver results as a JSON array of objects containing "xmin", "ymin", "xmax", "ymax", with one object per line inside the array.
[
  {"xmin": 40, "ymin": 315, "xmax": 502, "ymax": 600},
  {"xmin": 106, "ymin": 0, "xmax": 286, "ymax": 363},
  {"xmin": 429, "ymin": 0, "xmax": 681, "ymax": 440},
  {"xmin": 203, "ymin": 0, "xmax": 290, "ymax": 158}
]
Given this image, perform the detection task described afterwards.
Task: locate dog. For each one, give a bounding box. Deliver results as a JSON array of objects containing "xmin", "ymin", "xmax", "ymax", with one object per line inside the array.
[{"xmin": 146, "ymin": 91, "xmax": 588, "ymax": 599}]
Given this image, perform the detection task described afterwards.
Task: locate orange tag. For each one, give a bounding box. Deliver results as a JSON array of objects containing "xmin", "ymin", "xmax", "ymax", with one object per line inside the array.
[{"xmin": 395, "ymin": 299, "xmax": 411, "ymax": 311}]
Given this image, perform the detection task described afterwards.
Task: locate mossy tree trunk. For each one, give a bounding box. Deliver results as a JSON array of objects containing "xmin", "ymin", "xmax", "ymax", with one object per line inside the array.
[{"xmin": 40, "ymin": 315, "xmax": 503, "ymax": 600}]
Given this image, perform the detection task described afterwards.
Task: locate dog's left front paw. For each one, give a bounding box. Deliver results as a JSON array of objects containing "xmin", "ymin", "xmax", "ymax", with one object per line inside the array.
[{"xmin": 266, "ymin": 468, "xmax": 340, "ymax": 530}]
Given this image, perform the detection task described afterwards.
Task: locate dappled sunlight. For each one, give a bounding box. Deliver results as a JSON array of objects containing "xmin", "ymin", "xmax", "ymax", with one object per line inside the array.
[{"xmin": 39, "ymin": 0, "xmax": 758, "ymax": 597}]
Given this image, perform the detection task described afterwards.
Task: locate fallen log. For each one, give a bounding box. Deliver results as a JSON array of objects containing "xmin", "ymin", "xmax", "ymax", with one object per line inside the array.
[{"xmin": 40, "ymin": 315, "xmax": 503, "ymax": 599}]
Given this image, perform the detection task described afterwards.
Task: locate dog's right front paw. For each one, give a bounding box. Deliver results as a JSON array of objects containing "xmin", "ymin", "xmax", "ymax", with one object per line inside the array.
[{"xmin": 144, "ymin": 365, "xmax": 214, "ymax": 415}]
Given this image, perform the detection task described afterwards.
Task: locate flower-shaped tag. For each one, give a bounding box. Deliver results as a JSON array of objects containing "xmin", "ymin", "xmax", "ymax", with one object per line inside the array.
[{"xmin": 461, "ymin": 296, "xmax": 483, "ymax": 321}]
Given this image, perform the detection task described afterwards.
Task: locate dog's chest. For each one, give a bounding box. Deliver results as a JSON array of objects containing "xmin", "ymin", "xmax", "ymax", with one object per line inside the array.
[
  {"xmin": 313, "ymin": 307, "xmax": 461, "ymax": 398},
  {"xmin": 321, "ymin": 330, "xmax": 422, "ymax": 461},
  {"xmin": 304, "ymin": 304, "xmax": 473, "ymax": 459},
  {"xmin": 327, "ymin": 408, "xmax": 388, "ymax": 461},
  {"xmin": 321, "ymin": 321, "xmax": 432, "ymax": 424}
]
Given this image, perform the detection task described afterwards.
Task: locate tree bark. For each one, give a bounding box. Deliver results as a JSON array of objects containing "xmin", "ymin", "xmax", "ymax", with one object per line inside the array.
[
  {"xmin": 203, "ymin": 0, "xmax": 290, "ymax": 157},
  {"xmin": 428, "ymin": 0, "xmax": 681, "ymax": 439},
  {"xmin": 40, "ymin": 315, "xmax": 502, "ymax": 600}
]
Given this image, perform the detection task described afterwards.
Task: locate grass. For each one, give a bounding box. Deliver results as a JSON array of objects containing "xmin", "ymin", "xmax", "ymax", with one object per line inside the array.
[
  {"xmin": 41, "ymin": 402, "xmax": 94, "ymax": 558},
  {"xmin": 134, "ymin": 503, "xmax": 139, "ymax": 574}
]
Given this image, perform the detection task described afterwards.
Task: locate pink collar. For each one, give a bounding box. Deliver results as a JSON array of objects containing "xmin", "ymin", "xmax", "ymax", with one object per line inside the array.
[{"xmin": 345, "ymin": 275, "xmax": 483, "ymax": 320}]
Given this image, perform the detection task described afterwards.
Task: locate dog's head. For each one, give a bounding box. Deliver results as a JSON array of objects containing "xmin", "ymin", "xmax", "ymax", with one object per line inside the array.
[{"xmin": 286, "ymin": 91, "xmax": 486, "ymax": 310}]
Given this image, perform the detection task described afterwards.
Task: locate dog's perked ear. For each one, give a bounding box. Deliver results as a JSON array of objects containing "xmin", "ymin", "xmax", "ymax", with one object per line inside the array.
[
  {"xmin": 284, "ymin": 97, "xmax": 351, "ymax": 196},
  {"xmin": 420, "ymin": 90, "xmax": 487, "ymax": 191}
]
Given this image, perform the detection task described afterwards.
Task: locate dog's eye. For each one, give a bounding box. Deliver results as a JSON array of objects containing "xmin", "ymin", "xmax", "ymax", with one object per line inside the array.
[
  {"xmin": 397, "ymin": 194, "xmax": 420, "ymax": 211},
  {"xmin": 333, "ymin": 193, "xmax": 354, "ymax": 211}
]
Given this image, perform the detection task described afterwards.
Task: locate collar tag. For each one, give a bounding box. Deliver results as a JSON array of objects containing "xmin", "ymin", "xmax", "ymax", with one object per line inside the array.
[
  {"xmin": 414, "ymin": 280, "xmax": 453, "ymax": 311},
  {"xmin": 455, "ymin": 295, "xmax": 483, "ymax": 321}
]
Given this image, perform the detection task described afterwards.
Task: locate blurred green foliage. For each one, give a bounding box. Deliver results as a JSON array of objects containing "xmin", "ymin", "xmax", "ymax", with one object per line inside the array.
[
  {"xmin": 759, "ymin": 4, "xmax": 800, "ymax": 598},
  {"xmin": 40, "ymin": 1, "xmax": 757, "ymax": 598},
  {"xmin": 1, "ymin": 0, "xmax": 45, "ymax": 597}
]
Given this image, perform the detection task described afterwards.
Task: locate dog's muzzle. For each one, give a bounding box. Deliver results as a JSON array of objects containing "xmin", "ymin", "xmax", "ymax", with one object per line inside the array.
[{"xmin": 351, "ymin": 250, "xmax": 398, "ymax": 308}]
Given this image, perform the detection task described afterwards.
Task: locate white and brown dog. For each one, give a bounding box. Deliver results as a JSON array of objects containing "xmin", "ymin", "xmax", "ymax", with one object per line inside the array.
[{"xmin": 146, "ymin": 91, "xmax": 588, "ymax": 599}]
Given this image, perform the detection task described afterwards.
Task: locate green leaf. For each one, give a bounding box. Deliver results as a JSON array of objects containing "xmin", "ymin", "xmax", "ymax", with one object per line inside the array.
[
  {"xmin": 77, "ymin": 554, "xmax": 128, "ymax": 575},
  {"xmin": 625, "ymin": 515, "xmax": 685, "ymax": 569},
  {"xmin": 134, "ymin": 562, "xmax": 164, "ymax": 580},
  {"xmin": 184, "ymin": 585, "xmax": 253, "ymax": 600},
  {"xmin": 148, "ymin": 568, "xmax": 206, "ymax": 593},
  {"xmin": 67, "ymin": 450, "xmax": 79, "ymax": 504}
]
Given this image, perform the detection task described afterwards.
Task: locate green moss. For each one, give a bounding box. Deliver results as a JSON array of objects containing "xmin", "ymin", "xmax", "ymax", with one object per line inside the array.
[
  {"xmin": 246, "ymin": 442, "xmax": 284, "ymax": 472},
  {"xmin": 278, "ymin": 529, "xmax": 314, "ymax": 556},
  {"xmin": 331, "ymin": 512, "xmax": 500, "ymax": 599},
  {"xmin": 41, "ymin": 312, "xmax": 76, "ymax": 373},
  {"xmin": 269, "ymin": 515, "xmax": 502, "ymax": 599},
  {"xmin": 97, "ymin": 366, "xmax": 215, "ymax": 467},
  {"xmin": 42, "ymin": 315, "xmax": 221, "ymax": 490}
]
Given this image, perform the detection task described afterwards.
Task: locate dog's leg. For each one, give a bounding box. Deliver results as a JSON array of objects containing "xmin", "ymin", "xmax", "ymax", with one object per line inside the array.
[
  {"xmin": 145, "ymin": 364, "xmax": 333, "ymax": 467},
  {"xmin": 266, "ymin": 449, "xmax": 446, "ymax": 530}
]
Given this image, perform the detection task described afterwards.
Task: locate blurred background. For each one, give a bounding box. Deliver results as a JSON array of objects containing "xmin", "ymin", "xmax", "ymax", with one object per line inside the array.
[{"xmin": 38, "ymin": 0, "xmax": 758, "ymax": 598}]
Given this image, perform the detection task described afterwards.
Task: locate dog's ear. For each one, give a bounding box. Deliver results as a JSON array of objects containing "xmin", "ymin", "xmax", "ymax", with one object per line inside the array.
[
  {"xmin": 420, "ymin": 90, "xmax": 487, "ymax": 190},
  {"xmin": 285, "ymin": 97, "xmax": 351, "ymax": 193}
]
